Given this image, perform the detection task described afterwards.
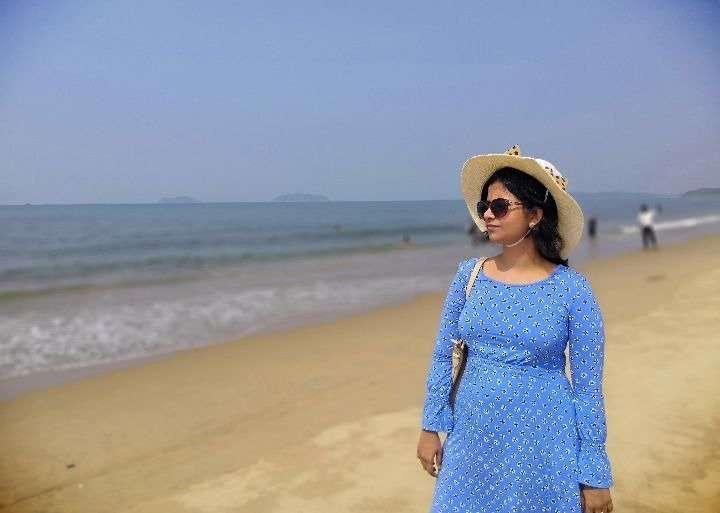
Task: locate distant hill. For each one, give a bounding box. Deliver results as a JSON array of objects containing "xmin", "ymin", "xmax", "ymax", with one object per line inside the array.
[
  {"xmin": 682, "ymin": 188, "xmax": 720, "ymax": 198},
  {"xmin": 158, "ymin": 196, "xmax": 201, "ymax": 204},
  {"xmin": 273, "ymin": 193, "xmax": 330, "ymax": 202}
]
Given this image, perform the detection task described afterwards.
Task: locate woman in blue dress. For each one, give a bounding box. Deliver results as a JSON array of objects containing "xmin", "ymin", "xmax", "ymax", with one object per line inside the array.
[{"xmin": 417, "ymin": 145, "xmax": 614, "ymax": 513}]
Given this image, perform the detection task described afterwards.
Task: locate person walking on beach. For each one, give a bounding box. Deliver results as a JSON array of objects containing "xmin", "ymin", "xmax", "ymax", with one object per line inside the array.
[
  {"xmin": 417, "ymin": 144, "xmax": 614, "ymax": 513},
  {"xmin": 637, "ymin": 203, "xmax": 659, "ymax": 250}
]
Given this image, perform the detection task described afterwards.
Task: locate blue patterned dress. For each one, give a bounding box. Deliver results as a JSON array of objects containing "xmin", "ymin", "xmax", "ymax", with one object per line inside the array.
[{"xmin": 421, "ymin": 257, "xmax": 613, "ymax": 513}]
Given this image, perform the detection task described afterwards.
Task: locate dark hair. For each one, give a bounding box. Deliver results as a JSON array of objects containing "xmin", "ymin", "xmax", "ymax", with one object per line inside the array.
[{"xmin": 481, "ymin": 166, "xmax": 569, "ymax": 266}]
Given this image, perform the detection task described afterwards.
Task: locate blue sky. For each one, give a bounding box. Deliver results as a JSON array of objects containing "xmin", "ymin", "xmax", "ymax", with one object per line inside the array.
[{"xmin": 1, "ymin": 0, "xmax": 718, "ymax": 204}]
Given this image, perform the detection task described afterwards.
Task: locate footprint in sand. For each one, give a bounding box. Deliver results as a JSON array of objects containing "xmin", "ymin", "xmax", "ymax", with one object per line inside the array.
[{"xmin": 646, "ymin": 274, "xmax": 666, "ymax": 282}]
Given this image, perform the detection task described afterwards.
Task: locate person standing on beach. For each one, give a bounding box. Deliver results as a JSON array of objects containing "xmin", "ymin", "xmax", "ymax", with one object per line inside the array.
[
  {"xmin": 417, "ymin": 144, "xmax": 614, "ymax": 513},
  {"xmin": 637, "ymin": 203, "xmax": 659, "ymax": 250},
  {"xmin": 588, "ymin": 216, "xmax": 598, "ymax": 240}
]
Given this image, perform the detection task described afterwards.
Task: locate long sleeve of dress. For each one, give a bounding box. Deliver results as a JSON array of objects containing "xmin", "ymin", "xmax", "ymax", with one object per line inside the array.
[
  {"xmin": 420, "ymin": 258, "xmax": 473, "ymax": 434},
  {"xmin": 568, "ymin": 275, "xmax": 614, "ymax": 488}
]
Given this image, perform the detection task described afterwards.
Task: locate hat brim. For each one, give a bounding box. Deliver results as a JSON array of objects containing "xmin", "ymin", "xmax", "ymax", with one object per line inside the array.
[{"xmin": 460, "ymin": 153, "xmax": 584, "ymax": 260}]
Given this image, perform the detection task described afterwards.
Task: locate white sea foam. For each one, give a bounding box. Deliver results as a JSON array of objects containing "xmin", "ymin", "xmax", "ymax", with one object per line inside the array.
[{"xmin": 619, "ymin": 214, "xmax": 720, "ymax": 234}]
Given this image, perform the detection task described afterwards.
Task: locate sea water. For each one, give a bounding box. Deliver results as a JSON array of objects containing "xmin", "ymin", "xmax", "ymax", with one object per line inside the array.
[{"xmin": 1, "ymin": 194, "xmax": 719, "ymax": 391}]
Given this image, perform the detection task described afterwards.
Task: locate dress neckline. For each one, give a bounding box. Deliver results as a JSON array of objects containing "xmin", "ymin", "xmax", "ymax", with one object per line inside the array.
[{"xmin": 478, "ymin": 257, "xmax": 562, "ymax": 287}]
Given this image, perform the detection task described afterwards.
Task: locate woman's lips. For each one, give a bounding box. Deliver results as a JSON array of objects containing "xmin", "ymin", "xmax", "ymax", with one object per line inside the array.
[{"xmin": 486, "ymin": 224, "xmax": 499, "ymax": 229}]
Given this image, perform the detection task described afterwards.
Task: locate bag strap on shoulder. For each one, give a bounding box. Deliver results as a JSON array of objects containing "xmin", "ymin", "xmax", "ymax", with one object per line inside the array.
[{"xmin": 465, "ymin": 257, "xmax": 487, "ymax": 299}]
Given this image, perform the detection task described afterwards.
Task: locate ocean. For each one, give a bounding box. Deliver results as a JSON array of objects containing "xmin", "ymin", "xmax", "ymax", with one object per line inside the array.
[{"xmin": 2, "ymin": 193, "xmax": 719, "ymax": 391}]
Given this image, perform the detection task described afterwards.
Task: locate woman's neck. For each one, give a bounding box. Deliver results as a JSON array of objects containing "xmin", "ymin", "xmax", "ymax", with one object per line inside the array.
[{"xmin": 495, "ymin": 243, "xmax": 547, "ymax": 271}]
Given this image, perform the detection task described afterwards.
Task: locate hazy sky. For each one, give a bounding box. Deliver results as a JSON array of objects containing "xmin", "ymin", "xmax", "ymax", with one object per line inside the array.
[{"xmin": 1, "ymin": 0, "xmax": 718, "ymax": 204}]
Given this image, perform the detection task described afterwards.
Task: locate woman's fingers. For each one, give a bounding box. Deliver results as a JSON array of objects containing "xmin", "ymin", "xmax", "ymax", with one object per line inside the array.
[
  {"xmin": 580, "ymin": 487, "xmax": 613, "ymax": 513},
  {"xmin": 592, "ymin": 502, "xmax": 613, "ymax": 513},
  {"xmin": 417, "ymin": 432, "xmax": 443, "ymax": 478},
  {"xmin": 420, "ymin": 456, "xmax": 437, "ymax": 477},
  {"xmin": 430, "ymin": 446, "xmax": 445, "ymax": 477},
  {"xmin": 417, "ymin": 451, "xmax": 440, "ymax": 477}
]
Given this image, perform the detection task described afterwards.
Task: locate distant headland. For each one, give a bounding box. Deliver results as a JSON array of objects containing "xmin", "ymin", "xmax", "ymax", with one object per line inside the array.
[
  {"xmin": 273, "ymin": 193, "xmax": 330, "ymax": 202},
  {"xmin": 158, "ymin": 196, "xmax": 201, "ymax": 204},
  {"xmin": 682, "ymin": 188, "xmax": 720, "ymax": 198}
]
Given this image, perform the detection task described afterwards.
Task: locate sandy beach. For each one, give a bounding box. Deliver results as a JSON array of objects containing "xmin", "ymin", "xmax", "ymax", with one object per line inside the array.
[{"xmin": 1, "ymin": 233, "xmax": 719, "ymax": 513}]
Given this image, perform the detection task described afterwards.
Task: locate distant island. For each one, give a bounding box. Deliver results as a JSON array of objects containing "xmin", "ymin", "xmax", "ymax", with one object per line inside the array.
[
  {"xmin": 273, "ymin": 193, "xmax": 330, "ymax": 202},
  {"xmin": 682, "ymin": 188, "xmax": 720, "ymax": 198},
  {"xmin": 158, "ymin": 196, "xmax": 201, "ymax": 204}
]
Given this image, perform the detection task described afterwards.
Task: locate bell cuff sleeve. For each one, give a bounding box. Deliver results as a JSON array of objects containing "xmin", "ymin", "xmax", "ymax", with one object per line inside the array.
[
  {"xmin": 568, "ymin": 275, "xmax": 614, "ymax": 488},
  {"xmin": 421, "ymin": 258, "xmax": 473, "ymax": 434}
]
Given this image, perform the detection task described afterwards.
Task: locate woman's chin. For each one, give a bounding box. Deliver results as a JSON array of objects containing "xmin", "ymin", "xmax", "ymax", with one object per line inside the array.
[{"xmin": 487, "ymin": 232, "xmax": 507, "ymax": 245}]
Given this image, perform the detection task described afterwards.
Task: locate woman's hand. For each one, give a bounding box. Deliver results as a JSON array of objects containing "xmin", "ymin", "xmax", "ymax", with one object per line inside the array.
[
  {"xmin": 417, "ymin": 429, "xmax": 444, "ymax": 477},
  {"xmin": 580, "ymin": 484, "xmax": 614, "ymax": 513}
]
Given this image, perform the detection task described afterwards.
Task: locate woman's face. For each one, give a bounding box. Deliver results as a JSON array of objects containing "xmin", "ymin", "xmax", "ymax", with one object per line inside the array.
[{"xmin": 482, "ymin": 181, "xmax": 537, "ymax": 243}]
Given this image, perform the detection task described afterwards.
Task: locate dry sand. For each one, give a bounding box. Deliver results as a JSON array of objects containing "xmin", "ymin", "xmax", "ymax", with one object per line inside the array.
[{"xmin": 1, "ymin": 234, "xmax": 719, "ymax": 513}]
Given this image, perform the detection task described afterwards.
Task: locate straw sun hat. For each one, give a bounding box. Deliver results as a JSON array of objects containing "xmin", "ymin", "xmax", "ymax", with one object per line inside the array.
[{"xmin": 460, "ymin": 144, "xmax": 584, "ymax": 259}]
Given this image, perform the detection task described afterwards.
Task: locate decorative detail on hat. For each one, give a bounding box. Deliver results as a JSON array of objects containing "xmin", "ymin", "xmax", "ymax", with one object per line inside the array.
[
  {"xmin": 541, "ymin": 163, "xmax": 568, "ymax": 192},
  {"xmin": 535, "ymin": 157, "xmax": 569, "ymax": 192},
  {"xmin": 504, "ymin": 144, "xmax": 521, "ymax": 156},
  {"xmin": 502, "ymin": 144, "xmax": 568, "ymax": 192}
]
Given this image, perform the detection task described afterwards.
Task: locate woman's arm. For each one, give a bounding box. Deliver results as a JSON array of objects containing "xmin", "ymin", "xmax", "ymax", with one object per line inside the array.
[
  {"xmin": 568, "ymin": 274, "xmax": 614, "ymax": 488},
  {"xmin": 420, "ymin": 258, "xmax": 473, "ymax": 434}
]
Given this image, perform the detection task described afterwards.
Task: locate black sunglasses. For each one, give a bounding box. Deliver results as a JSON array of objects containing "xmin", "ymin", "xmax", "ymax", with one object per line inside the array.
[{"xmin": 476, "ymin": 198, "xmax": 526, "ymax": 219}]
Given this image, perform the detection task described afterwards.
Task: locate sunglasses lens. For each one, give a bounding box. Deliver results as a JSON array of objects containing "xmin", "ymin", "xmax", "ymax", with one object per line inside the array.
[
  {"xmin": 492, "ymin": 200, "xmax": 509, "ymax": 218},
  {"xmin": 477, "ymin": 199, "xmax": 509, "ymax": 218}
]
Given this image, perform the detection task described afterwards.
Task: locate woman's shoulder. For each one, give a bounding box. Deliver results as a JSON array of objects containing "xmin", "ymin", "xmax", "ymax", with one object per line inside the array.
[
  {"xmin": 459, "ymin": 254, "xmax": 494, "ymax": 268},
  {"xmin": 560, "ymin": 266, "xmax": 599, "ymax": 300},
  {"xmin": 561, "ymin": 265, "xmax": 591, "ymax": 283},
  {"xmin": 456, "ymin": 257, "xmax": 478, "ymax": 275},
  {"xmin": 457, "ymin": 255, "xmax": 492, "ymax": 273}
]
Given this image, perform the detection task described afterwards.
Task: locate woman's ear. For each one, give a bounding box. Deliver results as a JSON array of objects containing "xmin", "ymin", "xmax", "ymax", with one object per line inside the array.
[{"xmin": 532, "ymin": 207, "xmax": 544, "ymax": 226}]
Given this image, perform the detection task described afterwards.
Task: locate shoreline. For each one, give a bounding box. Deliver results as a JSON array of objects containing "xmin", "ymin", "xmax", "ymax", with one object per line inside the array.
[{"xmin": 0, "ymin": 230, "xmax": 716, "ymax": 404}]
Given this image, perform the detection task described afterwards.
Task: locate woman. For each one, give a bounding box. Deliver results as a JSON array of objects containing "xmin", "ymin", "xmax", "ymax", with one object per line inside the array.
[{"xmin": 417, "ymin": 145, "xmax": 614, "ymax": 513}]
